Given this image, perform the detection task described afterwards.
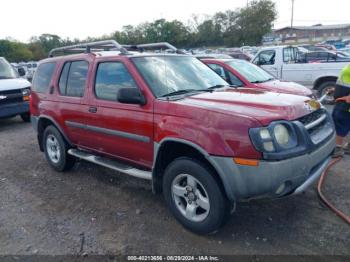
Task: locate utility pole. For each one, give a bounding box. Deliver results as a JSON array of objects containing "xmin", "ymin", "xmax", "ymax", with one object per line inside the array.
[{"xmin": 291, "ymin": 0, "xmax": 295, "ymax": 28}]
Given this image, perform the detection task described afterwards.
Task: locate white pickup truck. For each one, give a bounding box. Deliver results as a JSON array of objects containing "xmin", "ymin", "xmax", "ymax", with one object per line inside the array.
[{"xmin": 252, "ymin": 46, "xmax": 350, "ymax": 103}]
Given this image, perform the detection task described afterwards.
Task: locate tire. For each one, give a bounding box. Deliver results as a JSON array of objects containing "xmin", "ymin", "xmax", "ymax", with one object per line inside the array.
[
  {"xmin": 43, "ymin": 125, "xmax": 76, "ymax": 172},
  {"xmin": 20, "ymin": 112, "xmax": 31, "ymax": 122},
  {"xmin": 163, "ymin": 157, "xmax": 230, "ymax": 234},
  {"xmin": 317, "ymin": 81, "xmax": 336, "ymax": 104}
]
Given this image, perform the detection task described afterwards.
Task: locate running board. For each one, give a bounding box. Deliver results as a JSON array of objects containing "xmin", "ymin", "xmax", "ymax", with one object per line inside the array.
[{"xmin": 68, "ymin": 149, "xmax": 152, "ymax": 180}]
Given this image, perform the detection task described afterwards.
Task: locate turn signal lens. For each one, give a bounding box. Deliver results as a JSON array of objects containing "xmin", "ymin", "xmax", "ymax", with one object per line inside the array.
[
  {"xmin": 23, "ymin": 95, "xmax": 30, "ymax": 101},
  {"xmin": 233, "ymin": 158, "xmax": 259, "ymax": 166}
]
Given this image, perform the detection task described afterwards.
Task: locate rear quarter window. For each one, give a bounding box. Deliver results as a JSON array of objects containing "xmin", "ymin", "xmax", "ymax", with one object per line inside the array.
[{"xmin": 32, "ymin": 62, "xmax": 56, "ymax": 93}]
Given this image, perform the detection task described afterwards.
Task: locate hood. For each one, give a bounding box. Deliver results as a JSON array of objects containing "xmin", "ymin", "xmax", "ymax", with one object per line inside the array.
[
  {"xmin": 0, "ymin": 78, "xmax": 31, "ymax": 92},
  {"xmin": 254, "ymin": 79, "xmax": 312, "ymax": 96},
  {"xmin": 177, "ymin": 88, "xmax": 319, "ymax": 126}
]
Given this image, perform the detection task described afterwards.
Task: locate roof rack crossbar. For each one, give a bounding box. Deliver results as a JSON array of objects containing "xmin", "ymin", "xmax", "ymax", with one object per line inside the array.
[
  {"xmin": 48, "ymin": 40, "xmax": 129, "ymax": 57},
  {"xmin": 123, "ymin": 42, "xmax": 185, "ymax": 54}
]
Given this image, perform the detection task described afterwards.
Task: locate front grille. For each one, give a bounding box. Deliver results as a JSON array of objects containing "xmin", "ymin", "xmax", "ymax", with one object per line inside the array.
[
  {"xmin": 297, "ymin": 109, "xmax": 333, "ymax": 145},
  {"xmin": 0, "ymin": 89, "xmax": 23, "ymax": 105}
]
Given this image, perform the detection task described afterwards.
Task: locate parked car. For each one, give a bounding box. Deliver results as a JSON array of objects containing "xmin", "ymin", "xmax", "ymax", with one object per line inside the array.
[
  {"xmin": 31, "ymin": 40, "xmax": 336, "ymax": 234},
  {"xmin": 227, "ymin": 51, "xmax": 252, "ymax": 61},
  {"xmin": 194, "ymin": 53, "xmax": 232, "ymax": 59},
  {"xmin": 298, "ymin": 45, "xmax": 328, "ymax": 52},
  {"xmin": 0, "ymin": 57, "xmax": 31, "ymax": 122},
  {"xmin": 339, "ymin": 47, "xmax": 350, "ymax": 56},
  {"xmin": 201, "ymin": 58, "xmax": 312, "ymax": 97},
  {"xmin": 25, "ymin": 61, "xmax": 38, "ymax": 81},
  {"xmin": 315, "ymin": 44, "xmax": 337, "ymax": 51},
  {"xmin": 297, "ymin": 51, "xmax": 350, "ymax": 63},
  {"xmin": 319, "ymin": 40, "xmax": 345, "ymax": 50},
  {"xmin": 252, "ymin": 46, "xmax": 350, "ymax": 103}
]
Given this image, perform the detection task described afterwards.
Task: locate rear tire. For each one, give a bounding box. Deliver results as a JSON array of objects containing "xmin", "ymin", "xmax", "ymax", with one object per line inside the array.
[
  {"xmin": 20, "ymin": 112, "xmax": 31, "ymax": 122},
  {"xmin": 163, "ymin": 157, "xmax": 230, "ymax": 234},
  {"xmin": 43, "ymin": 126, "xmax": 75, "ymax": 172},
  {"xmin": 317, "ymin": 81, "xmax": 336, "ymax": 104}
]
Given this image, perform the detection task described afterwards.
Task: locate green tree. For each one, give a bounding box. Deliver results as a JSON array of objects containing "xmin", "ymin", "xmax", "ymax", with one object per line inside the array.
[
  {"xmin": 0, "ymin": 40, "xmax": 33, "ymax": 62},
  {"xmin": 232, "ymin": 0, "xmax": 277, "ymax": 46}
]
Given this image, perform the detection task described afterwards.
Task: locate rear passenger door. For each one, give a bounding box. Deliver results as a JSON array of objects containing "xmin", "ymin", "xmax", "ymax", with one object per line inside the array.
[
  {"xmin": 86, "ymin": 59, "xmax": 154, "ymax": 169},
  {"xmin": 55, "ymin": 59, "xmax": 92, "ymax": 146}
]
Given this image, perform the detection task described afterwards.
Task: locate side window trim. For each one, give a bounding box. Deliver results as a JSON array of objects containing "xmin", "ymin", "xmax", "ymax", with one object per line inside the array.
[{"xmin": 58, "ymin": 61, "xmax": 72, "ymax": 96}]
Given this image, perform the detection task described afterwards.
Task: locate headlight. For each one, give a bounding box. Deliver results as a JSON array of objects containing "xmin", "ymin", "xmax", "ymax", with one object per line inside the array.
[
  {"xmin": 274, "ymin": 124, "xmax": 290, "ymax": 146},
  {"xmin": 22, "ymin": 87, "xmax": 31, "ymax": 101},
  {"xmin": 22, "ymin": 87, "xmax": 31, "ymax": 96},
  {"xmin": 249, "ymin": 121, "xmax": 298, "ymax": 155},
  {"xmin": 259, "ymin": 128, "xmax": 271, "ymax": 139}
]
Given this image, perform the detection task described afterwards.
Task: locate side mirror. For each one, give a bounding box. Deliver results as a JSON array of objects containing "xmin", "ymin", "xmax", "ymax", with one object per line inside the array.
[
  {"xmin": 18, "ymin": 67, "xmax": 26, "ymax": 77},
  {"xmin": 117, "ymin": 87, "xmax": 146, "ymax": 105}
]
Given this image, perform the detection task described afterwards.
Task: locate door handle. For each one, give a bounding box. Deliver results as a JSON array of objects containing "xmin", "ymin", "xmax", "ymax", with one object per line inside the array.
[{"xmin": 88, "ymin": 107, "xmax": 97, "ymax": 113}]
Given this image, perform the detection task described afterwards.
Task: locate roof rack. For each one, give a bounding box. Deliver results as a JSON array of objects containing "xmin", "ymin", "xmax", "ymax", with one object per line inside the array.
[
  {"xmin": 48, "ymin": 40, "xmax": 129, "ymax": 57},
  {"xmin": 123, "ymin": 42, "xmax": 185, "ymax": 54}
]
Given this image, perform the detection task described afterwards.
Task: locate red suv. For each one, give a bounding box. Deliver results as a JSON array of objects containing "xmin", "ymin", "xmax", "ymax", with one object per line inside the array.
[
  {"xmin": 201, "ymin": 58, "xmax": 313, "ymax": 97},
  {"xmin": 30, "ymin": 40, "xmax": 335, "ymax": 234}
]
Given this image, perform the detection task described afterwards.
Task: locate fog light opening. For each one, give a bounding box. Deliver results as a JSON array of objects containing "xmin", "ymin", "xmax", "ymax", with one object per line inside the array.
[{"xmin": 275, "ymin": 183, "xmax": 286, "ymax": 195}]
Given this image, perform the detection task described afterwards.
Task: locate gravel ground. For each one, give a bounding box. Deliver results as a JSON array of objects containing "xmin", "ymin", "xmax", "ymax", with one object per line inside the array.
[{"xmin": 0, "ymin": 116, "xmax": 349, "ymax": 257}]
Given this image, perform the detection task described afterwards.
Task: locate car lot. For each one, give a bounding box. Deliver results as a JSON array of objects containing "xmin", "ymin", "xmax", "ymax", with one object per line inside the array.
[{"xmin": 0, "ymin": 116, "xmax": 349, "ymax": 256}]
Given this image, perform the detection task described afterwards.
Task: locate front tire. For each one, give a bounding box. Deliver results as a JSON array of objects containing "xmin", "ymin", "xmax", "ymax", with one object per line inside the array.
[
  {"xmin": 20, "ymin": 112, "xmax": 31, "ymax": 122},
  {"xmin": 163, "ymin": 157, "xmax": 230, "ymax": 234},
  {"xmin": 43, "ymin": 126, "xmax": 75, "ymax": 172},
  {"xmin": 318, "ymin": 81, "xmax": 336, "ymax": 104}
]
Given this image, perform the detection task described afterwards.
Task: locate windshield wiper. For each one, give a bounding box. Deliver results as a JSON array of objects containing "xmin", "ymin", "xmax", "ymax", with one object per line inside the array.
[
  {"xmin": 161, "ymin": 89, "xmax": 209, "ymax": 98},
  {"xmin": 207, "ymin": 84, "xmax": 226, "ymax": 90},
  {"xmin": 160, "ymin": 85, "xmax": 235, "ymax": 98},
  {"xmin": 251, "ymin": 78, "xmax": 274, "ymax": 84}
]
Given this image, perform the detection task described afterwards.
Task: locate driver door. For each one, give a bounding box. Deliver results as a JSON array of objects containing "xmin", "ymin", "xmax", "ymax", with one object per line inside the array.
[{"xmin": 253, "ymin": 50, "xmax": 279, "ymax": 78}]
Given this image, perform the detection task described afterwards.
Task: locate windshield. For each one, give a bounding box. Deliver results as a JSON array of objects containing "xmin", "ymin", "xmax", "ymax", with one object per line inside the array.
[
  {"xmin": 132, "ymin": 56, "xmax": 228, "ymax": 97},
  {"xmin": 0, "ymin": 58, "xmax": 18, "ymax": 79},
  {"xmin": 226, "ymin": 59, "xmax": 274, "ymax": 83}
]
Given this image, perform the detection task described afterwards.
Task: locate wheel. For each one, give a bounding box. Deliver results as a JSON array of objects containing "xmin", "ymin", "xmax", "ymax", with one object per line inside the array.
[
  {"xmin": 163, "ymin": 157, "xmax": 230, "ymax": 234},
  {"xmin": 20, "ymin": 112, "xmax": 31, "ymax": 122},
  {"xmin": 43, "ymin": 125, "xmax": 76, "ymax": 172},
  {"xmin": 318, "ymin": 81, "xmax": 336, "ymax": 104}
]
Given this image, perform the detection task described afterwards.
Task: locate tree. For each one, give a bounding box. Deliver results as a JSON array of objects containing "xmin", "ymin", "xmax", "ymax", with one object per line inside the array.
[
  {"xmin": 232, "ymin": 0, "xmax": 277, "ymax": 46},
  {"xmin": 0, "ymin": 1, "xmax": 278, "ymax": 61},
  {"xmin": 0, "ymin": 40, "xmax": 33, "ymax": 62},
  {"xmin": 196, "ymin": 19, "xmax": 223, "ymax": 46}
]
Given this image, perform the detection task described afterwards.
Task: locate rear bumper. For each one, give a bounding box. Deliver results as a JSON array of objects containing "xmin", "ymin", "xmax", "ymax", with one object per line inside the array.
[
  {"xmin": 210, "ymin": 133, "xmax": 336, "ymax": 201},
  {"xmin": 0, "ymin": 101, "xmax": 29, "ymax": 118}
]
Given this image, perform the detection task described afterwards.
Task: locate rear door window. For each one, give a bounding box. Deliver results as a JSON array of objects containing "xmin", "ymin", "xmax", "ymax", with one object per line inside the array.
[
  {"xmin": 283, "ymin": 47, "xmax": 298, "ymax": 63},
  {"xmin": 32, "ymin": 62, "xmax": 56, "ymax": 93},
  {"xmin": 58, "ymin": 61, "xmax": 88, "ymax": 97}
]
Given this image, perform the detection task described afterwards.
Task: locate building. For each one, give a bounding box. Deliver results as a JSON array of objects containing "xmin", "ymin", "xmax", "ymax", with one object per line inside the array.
[{"xmin": 271, "ymin": 24, "xmax": 350, "ymax": 44}]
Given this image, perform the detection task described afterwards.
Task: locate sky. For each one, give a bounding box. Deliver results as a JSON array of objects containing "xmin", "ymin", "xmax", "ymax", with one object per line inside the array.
[{"xmin": 1, "ymin": 0, "xmax": 349, "ymax": 42}]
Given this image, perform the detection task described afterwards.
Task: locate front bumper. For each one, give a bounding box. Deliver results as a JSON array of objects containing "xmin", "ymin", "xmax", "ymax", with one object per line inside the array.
[
  {"xmin": 0, "ymin": 101, "xmax": 29, "ymax": 118},
  {"xmin": 210, "ymin": 133, "xmax": 336, "ymax": 201}
]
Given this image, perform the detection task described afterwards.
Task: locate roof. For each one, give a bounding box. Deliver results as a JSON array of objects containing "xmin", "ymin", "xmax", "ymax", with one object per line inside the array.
[
  {"xmin": 39, "ymin": 51, "xmax": 189, "ymax": 64},
  {"xmin": 275, "ymin": 23, "xmax": 350, "ymax": 32}
]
